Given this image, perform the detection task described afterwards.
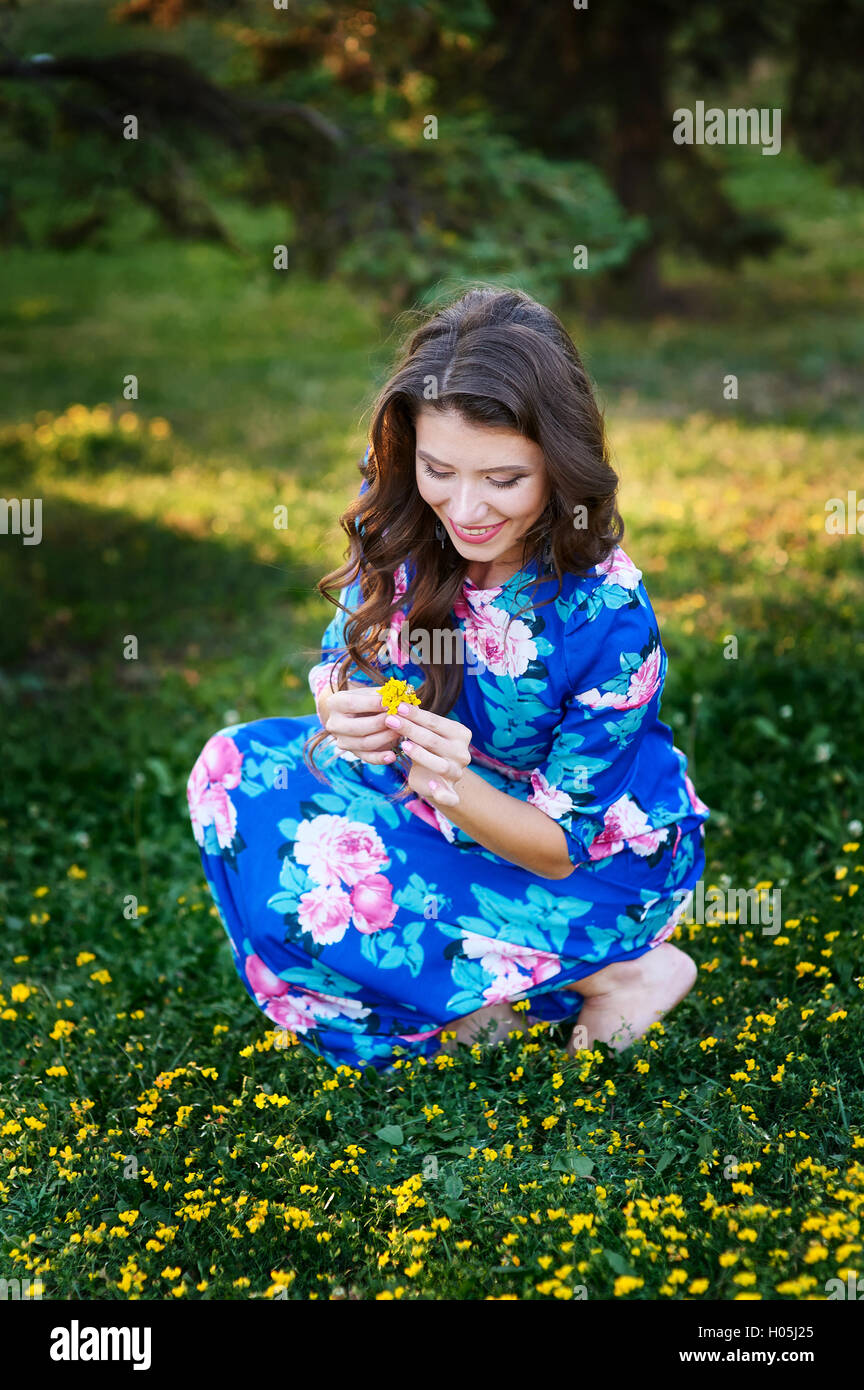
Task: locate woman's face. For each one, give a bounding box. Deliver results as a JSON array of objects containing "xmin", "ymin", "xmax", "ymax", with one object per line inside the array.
[{"xmin": 414, "ymin": 406, "xmax": 550, "ymax": 576}]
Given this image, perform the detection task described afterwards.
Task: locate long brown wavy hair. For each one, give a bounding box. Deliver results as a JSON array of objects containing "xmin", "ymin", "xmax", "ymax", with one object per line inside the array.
[{"xmin": 302, "ymin": 284, "xmax": 624, "ymax": 794}]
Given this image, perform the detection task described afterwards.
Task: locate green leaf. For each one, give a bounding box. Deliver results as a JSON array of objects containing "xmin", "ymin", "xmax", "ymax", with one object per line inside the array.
[
  {"xmin": 375, "ymin": 1124, "xmax": 404, "ymax": 1146},
  {"xmin": 139, "ymin": 1200, "xmax": 172, "ymax": 1221},
  {"xmin": 551, "ymin": 1152, "xmax": 594, "ymax": 1176}
]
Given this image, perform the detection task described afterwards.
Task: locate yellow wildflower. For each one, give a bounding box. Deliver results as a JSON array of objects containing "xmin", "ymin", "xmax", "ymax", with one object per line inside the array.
[{"xmin": 380, "ymin": 678, "xmax": 421, "ymax": 715}]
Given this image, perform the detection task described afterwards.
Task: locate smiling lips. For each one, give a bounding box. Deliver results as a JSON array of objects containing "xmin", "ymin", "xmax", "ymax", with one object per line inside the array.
[{"xmin": 447, "ymin": 517, "xmax": 507, "ymax": 544}]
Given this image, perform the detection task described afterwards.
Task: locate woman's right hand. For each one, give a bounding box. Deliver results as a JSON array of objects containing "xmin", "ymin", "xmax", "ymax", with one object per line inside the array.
[{"xmin": 317, "ymin": 684, "xmax": 402, "ymax": 766}]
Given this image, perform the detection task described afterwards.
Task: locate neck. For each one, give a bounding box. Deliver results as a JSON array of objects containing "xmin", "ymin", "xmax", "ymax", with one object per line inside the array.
[{"xmin": 465, "ymin": 538, "xmax": 533, "ymax": 589}]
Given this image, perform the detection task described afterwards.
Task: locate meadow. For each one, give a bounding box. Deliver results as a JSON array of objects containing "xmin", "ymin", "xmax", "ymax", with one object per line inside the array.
[{"xmin": 1, "ymin": 141, "xmax": 863, "ymax": 1301}]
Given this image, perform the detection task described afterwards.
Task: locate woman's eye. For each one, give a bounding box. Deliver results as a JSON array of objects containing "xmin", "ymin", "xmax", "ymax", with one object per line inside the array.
[{"xmin": 422, "ymin": 462, "xmax": 521, "ymax": 489}]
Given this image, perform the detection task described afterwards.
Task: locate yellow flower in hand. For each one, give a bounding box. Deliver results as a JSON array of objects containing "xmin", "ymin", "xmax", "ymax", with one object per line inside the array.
[{"xmin": 380, "ymin": 677, "xmax": 421, "ymax": 716}]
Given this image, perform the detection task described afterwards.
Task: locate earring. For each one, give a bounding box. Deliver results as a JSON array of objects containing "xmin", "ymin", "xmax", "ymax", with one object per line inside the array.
[{"xmin": 434, "ymin": 518, "xmax": 446, "ymax": 549}]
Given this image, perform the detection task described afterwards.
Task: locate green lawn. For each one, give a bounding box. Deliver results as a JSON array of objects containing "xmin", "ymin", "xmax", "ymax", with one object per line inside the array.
[{"xmin": 1, "ymin": 134, "xmax": 863, "ymax": 1299}]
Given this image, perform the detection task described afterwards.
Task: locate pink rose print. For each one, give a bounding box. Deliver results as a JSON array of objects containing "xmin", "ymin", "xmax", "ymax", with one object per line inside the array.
[
  {"xmin": 587, "ymin": 794, "xmax": 670, "ymax": 860},
  {"xmin": 245, "ymin": 953, "xmax": 291, "ymax": 999},
  {"xmin": 577, "ymin": 645, "xmax": 662, "ymax": 711},
  {"xmin": 267, "ymin": 987, "xmax": 370, "ymax": 1032},
  {"xmin": 393, "ymin": 562, "xmax": 409, "ymax": 602},
  {"xmin": 684, "ymin": 771, "xmax": 710, "ymax": 816},
  {"xmin": 294, "ymin": 813, "xmax": 388, "ymax": 888},
  {"xmin": 387, "ymin": 609, "xmax": 409, "ymax": 664},
  {"xmin": 187, "ymin": 733, "xmax": 243, "ymax": 850},
  {"xmin": 461, "ymin": 930, "xmax": 561, "ymax": 1005},
  {"xmin": 405, "ymin": 797, "xmax": 456, "ymax": 842},
  {"xmin": 297, "ymin": 883, "xmax": 354, "ymax": 944},
  {"xmin": 527, "ymin": 768, "xmax": 574, "ymax": 818},
  {"xmin": 469, "ymin": 746, "xmax": 532, "ymax": 781},
  {"xmin": 244, "ymin": 953, "xmax": 371, "ymax": 1033},
  {"xmin": 595, "ymin": 546, "xmax": 642, "ymax": 590},
  {"xmin": 648, "ymin": 886, "xmax": 693, "ymax": 948},
  {"xmin": 309, "ymin": 660, "xmax": 339, "ymax": 703},
  {"xmin": 261, "ymin": 991, "xmax": 321, "ymax": 1033},
  {"xmin": 350, "ymin": 874, "xmax": 398, "ymax": 934},
  {"xmin": 405, "ymin": 797, "xmax": 440, "ymax": 830},
  {"xmin": 394, "ymin": 1023, "xmax": 446, "ymax": 1042},
  {"xmin": 453, "ymin": 598, "xmax": 537, "ymax": 678},
  {"xmin": 385, "ymin": 564, "xmax": 411, "ymax": 664}
]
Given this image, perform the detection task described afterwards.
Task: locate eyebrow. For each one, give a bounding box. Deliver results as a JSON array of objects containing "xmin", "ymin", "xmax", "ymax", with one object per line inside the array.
[{"xmin": 417, "ymin": 449, "xmax": 531, "ymax": 473}]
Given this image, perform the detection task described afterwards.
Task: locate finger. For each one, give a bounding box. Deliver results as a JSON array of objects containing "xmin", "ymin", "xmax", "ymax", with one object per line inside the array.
[
  {"xmin": 332, "ymin": 737, "xmax": 399, "ymax": 763},
  {"xmin": 387, "ymin": 714, "xmax": 471, "ymax": 767},
  {"xmin": 399, "ymin": 737, "xmax": 453, "ymax": 776},
  {"xmin": 395, "ymin": 702, "xmax": 471, "ymax": 741},
  {"xmin": 330, "ymin": 688, "xmax": 393, "ymax": 715},
  {"xmin": 426, "ymin": 778, "xmax": 459, "ymax": 807},
  {"xmin": 334, "ymin": 730, "xmax": 400, "ymax": 752},
  {"xmin": 327, "ymin": 709, "xmax": 391, "ymax": 736}
]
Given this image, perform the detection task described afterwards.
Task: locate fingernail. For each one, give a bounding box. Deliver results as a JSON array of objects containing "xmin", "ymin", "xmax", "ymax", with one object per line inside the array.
[
  {"xmin": 385, "ymin": 715, "xmax": 401, "ymax": 727},
  {"xmin": 401, "ymin": 739, "xmax": 412, "ymax": 751},
  {"xmin": 428, "ymin": 780, "xmax": 438, "ymax": 791}
]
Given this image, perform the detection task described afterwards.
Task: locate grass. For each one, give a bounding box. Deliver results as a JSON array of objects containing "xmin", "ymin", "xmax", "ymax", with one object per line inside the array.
[{"xmin": 1, "ymin": 100, "xmax": 864, "ymax": 1301}]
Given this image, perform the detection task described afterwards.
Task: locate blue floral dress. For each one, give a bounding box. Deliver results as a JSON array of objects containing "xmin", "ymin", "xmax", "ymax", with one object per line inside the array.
[{"xmin": 186, "ymin": 520, "xmax": 710, "ymax": 1072}]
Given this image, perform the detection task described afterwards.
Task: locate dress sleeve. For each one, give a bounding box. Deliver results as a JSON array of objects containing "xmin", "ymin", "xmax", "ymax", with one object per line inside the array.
[
  {"xmin": 307, "ymin": 463, "xmax": 378, "ymax": 702},
  {"xmin": 307, "ymin": 573, "xmax": 381, "ymax": 702},
  {"xmin": 525, "ymin": 585, "xmax": 666, "ymax": 868}
]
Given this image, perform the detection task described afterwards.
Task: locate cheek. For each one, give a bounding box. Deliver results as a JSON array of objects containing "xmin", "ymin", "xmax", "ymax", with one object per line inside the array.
[
  {"xmin": 520, "ymin": 480, "xmax": 548, "ymax": 517},
  {"xmin": 415, "ymin": 468, "xmax": 443, "ymax": 505}
]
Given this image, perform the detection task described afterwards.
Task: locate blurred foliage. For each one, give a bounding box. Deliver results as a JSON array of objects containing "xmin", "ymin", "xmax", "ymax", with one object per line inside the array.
[{"xmin": 2, "ymin": 0, "xmax": 862, "ymax": 309}]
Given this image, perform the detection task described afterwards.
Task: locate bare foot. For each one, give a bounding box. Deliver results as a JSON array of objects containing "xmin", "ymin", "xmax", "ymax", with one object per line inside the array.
[{"xmin": 439, "ymin": 1001, "xmax": 528, "ymax": 1053}]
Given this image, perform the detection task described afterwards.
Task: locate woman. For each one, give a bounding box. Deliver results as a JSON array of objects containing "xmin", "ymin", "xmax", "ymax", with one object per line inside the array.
[{"xmin": 186, "ymin": 286, "xmax": 710, "ymax": 1073}]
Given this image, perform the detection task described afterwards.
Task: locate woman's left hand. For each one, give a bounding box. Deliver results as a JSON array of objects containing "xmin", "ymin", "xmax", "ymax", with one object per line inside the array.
[{"xmin": 384, "ymin": 703, "xmax": 472, "ymax": 807}]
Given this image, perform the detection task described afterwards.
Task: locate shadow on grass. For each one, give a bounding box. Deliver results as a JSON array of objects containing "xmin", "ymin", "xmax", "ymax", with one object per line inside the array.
[{"xmin": 0, "ymin": 490, "xmax": 331, "ymax": 679}]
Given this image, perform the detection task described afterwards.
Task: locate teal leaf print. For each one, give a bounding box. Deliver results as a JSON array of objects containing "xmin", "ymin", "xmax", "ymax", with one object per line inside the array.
[
  {"xmin": 311, "ymin": 793, "xmax": 349, "ymax": 814},
  {"xmin": 404, "ymin": 942, "xmax": 425, "ymax": 977},
  {"xmin": 345, "ymin": 790, "xmax": 401, "ymax": 830},
  {"xmin": 446, "ymin": 987, "xmax": 485, "ymax": 1014},
  {"xmin": 380, "ymin": 946, "xmax": 407, "ymax": 970},
  {"xmin": 267, "ymin": 889, "xmax": 299, "ymax": 914},
  {"xmin": 394, "ymin": 873, "xmax": 441, "ymax": 918},
  {"xmin": 450, "ymin": 956, "xmax": 488, "ymax": 995},
  {"xmin": 359, "ymin": 932, "xmax": 379, "ymax": 965},
  {"xmin": 605, "ymin": 705, "xmax": 649, "ymax": 749},
  {"xmin": 582, "ymin": 923, "xmax": 622, "ymax": 960},
  {"xmin": 238, "ymin": 775, "xmax": 267, "ymax": 798}
]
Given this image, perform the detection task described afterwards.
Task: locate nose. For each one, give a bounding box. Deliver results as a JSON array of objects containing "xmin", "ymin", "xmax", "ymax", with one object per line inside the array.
[{"xmin": 446, "ymin": 482, "xmax": 500, "ymax": 526}]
